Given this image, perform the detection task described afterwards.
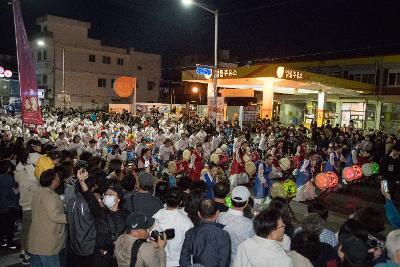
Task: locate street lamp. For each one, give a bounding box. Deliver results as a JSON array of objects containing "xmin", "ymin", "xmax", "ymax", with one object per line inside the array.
[
  {"xmin": 182, "ymin": 0, "xmax": 192, "ymax": 5},
  {"xmin": 192, "ymin": 86, "xmax": 198, "ymax": 93},
  {"xmin": 37, "ymin": 40, "xmax": 45, "ymax": 47},
  {"xmin": 182, "ymin": 0, "xmax": 218, "ymax": 126},
  {"xmin": 37, "ymin": 39, "xmax": 67, "ymax": 110}
]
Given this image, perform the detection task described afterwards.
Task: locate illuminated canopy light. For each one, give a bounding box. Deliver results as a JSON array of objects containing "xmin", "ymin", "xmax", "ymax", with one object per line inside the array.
[{"xmin": 182, "ymin": 0, "xmax": 193, "ymax": 6}]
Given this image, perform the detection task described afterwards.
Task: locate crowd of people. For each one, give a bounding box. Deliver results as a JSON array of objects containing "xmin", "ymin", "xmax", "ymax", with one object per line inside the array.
[{"xmin": 1, "ymin": 107, "xmax": 400, "ymax": 267}]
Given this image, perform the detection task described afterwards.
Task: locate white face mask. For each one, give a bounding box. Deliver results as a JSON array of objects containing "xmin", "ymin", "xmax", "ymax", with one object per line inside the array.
[{"xmin": 103, "ymin": 195, "xmax": 116, "ymax": 209}]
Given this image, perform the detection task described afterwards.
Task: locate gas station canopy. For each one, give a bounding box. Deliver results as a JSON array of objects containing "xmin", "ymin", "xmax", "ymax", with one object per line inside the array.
[{"xmin": 182, "ymin": 64, "xmax": 374, "ymax": 96}]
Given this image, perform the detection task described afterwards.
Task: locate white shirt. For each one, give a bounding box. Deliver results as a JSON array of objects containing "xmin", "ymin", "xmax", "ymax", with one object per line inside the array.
[
  {"xmin": 259, "ymin": 136, "xmax": 268, "ymax": 151},
  {"xmin": 189, "ymin": 134, "xmax": 198, "ymax": 148},
  {"xmin": 233, "ymin": 236, "xmax": 293, "ymax": 267},
  {"xmin": 217, "ymin": 209, "xmax": 255, "ymax": 261},
  {"xmin": 159, "ymin": 144, "xmax": 174, "ymax": 161},
  {"xmin": 86, "ymin": 146, "xmax": 100, "ymax": 157},
  {"xmin": 135, "ymin": 143, "xmax": 146, "ymax": 157},
  {"xmin": 153, "ymin": 208, "xmax": 193, "ymax": 267},
  {"xmin": 98, "ymin": 137, "xmax": 109, "ymax": 150},
  {"xmin": 68, "ymin": 142, "xmax": 85, "ymax": 156},
  {"xmin": 175, "ymin": 138, "xmax": 189, "ymax": 151},
  {"xmin": 55, "ymin": 137, "xmax": 69, "ymax": 151},
  {"xmin": 202, "ymin": 142, "xmax": 212, "ymax": 159},
  {"xmin": 212, "ymin": 136, "xmax": 221, "ymax": 151},
  {"xmin": 154, "ymin": 134, "xmax": 166, "ymax": 148}
]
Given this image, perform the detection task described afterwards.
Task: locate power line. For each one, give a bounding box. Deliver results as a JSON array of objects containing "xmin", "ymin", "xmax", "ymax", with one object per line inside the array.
[
  {"xmin": 251, "ymin": 42, "xmax": 400, "ymax": 63},
  {"xmin": 219, "ymin": 0, "xmax": 305, "ymax": 16}
]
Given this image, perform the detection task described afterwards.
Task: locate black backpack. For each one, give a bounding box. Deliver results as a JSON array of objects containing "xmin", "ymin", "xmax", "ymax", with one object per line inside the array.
[{"xmin": 130, "ymin": 239, "xmax": 145, "ymax": 267}]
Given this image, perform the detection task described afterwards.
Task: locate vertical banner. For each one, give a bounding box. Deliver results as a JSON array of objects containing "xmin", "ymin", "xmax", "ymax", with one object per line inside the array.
[
  {"xmin": 240, "ymin": 105, "xmax": 259, "ymax": 128},
  {"xmin": 208, "ymin": 97, "xmax": 224, "ymax": 125},
  {"xmin": 13, "ymin": 0, "xmax": 43, "ymax": 125}
]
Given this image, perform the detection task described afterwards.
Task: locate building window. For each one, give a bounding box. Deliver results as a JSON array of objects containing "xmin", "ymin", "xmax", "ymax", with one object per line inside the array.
[
  {"xmin": 137, "ymin": 66, "xmax": 142, "ymax": 71},
  {"xmin": 326, "ymin": 71, "xmax": 340, "ymax": 77},
  {"xmin": 102, "ymin": 56, "xmax": 111, "ymax": 64},
  {"xmin": 136, "ymin": 80, "xmax": 140, "ymax": 89},
  {"xmin": 111, "ymin": 79, "xmax": 115, "ymax": 87},
  {"xmin": 362, "ymin": 74, "xmax": 375, "ymax": 84},
  {"xmin": 42, "ymin": 75, "xmax": 48, "ymax": 85},
  {"xmin": 117, "ymin": 58, "xmax": 124, "ymax": 65},
  {"xmin": 348, "ymin": 72, "xmax": 376, "ymax": 85},
  {"xmin": 98, "ymin": 78, "xmax": 107, "ymax": 87},
  {"xmin": 43, "ymin": 50, "xmax": 47, "ymax": 61},
  {"xmin": 387, "ymin": 72, "xmax": 400, "ymax": 87},
  {"xmin": 147, "ymin": 81, "xmax": 155, "ymax": 91},
  {"xmin": 37, "ymin": 51, "xmax": 42, "ymax": 61},
  {"xmin": 43, "ymin": 26, "xmax": 47, "ymax": 32},
  {"xmin": 89, "ymin": 54, "xmax": 96, "ymax": 62}
]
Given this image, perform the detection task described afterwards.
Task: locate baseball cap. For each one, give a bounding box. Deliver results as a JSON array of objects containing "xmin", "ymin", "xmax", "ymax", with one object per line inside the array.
[
  {"xmin": 126, "ymin": 212, "xmax": 155, "ymax": 231},
  {"xmin": 138, "ymin": 172, "xmax": 154, "ymax": 187},
  {"xmin": 231, "ymin": 186, "xmax": 251, "ymax": 203},
  {"xmin": 340, "ymin": 234, "xmax": 368, "ymax": 265}
]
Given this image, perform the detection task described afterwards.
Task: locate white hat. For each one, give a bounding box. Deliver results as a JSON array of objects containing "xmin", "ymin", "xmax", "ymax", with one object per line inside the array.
[{"xmin": 231, "ymin": 186, "xmax": 251, "ymax": 203}]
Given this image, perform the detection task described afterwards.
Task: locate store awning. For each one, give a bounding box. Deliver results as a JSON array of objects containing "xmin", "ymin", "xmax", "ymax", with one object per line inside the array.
[{"xmin": 182, "ymin": 64, "xmax": 375, "ymax": 96}]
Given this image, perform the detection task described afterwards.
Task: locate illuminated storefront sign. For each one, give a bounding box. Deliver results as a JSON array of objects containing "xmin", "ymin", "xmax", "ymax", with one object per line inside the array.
[
  {"xmin": 217, "ymin": 69, "xmax": 238, "ymax": 78},
  {"xmin": 276, "ymin": 66, "xmax": 303, "ymax": 80},
  {"xmin": 0, "ymin": 66, "xmax": 13, "ymax": 78}
]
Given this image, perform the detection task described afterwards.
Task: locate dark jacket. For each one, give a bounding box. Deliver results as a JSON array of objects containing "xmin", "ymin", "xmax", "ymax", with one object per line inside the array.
[
  {"xmin": 179, "ymin": 221, "xmax": 231, "ymax": 267},
  {"xmin": 82, "ymin": 190, "xmax": 128, "ymax": 253},
  {"xmin": 0, "ymin": 173, "xmax": 18, "ymax": 213},
  {"xmin": 66, "ymin": 191, "xmax": 96, "ymax": 256},
  {"xmin": 380, "ymin": 154, "xmax": 400, "ymax": 180},
  {"xmin": 130, "ymin": 192, "xmax": 163, "ymax": 217}
]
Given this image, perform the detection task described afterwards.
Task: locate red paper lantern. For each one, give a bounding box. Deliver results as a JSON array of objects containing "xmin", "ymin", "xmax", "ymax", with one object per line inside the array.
[
  {"xmin": 114, "ymin": 76, "xmax": 135, "ymax": 97},
  {"xmin": 315, "ymin": 173, "xmax": 330, "ymax": 190},
  {"xmin": 352, "ymin": 165, "xmax": 362, "ymax": 180},
  {"xmin": 315, "ymin": 172, "xmax": 338, "ymax": 190},
  {"xmin": 342, "ymin": 167, "xmax": 356, "ymax": 182},
  {"xmin": 325, "ymin": 171, "xmax": 339, "ymax": 187}
]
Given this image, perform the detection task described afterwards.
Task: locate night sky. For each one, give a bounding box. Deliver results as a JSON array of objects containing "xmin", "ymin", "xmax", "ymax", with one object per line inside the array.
[{"xmin": 1, "ymin": 0, "xmax": 400, "ymax": 64}]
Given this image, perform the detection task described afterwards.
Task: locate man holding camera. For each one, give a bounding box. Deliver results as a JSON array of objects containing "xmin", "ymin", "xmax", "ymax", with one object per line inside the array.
[
  {"xmin": 114, "ymin": 212, "xmax": 167, "ymax": 267},
  {"xmin": 153, "ymin": 187, "xmax": 193, "ymax": 267}
]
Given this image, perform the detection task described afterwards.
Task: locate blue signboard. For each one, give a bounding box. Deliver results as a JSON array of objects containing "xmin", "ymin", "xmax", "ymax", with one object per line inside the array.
[{"xmin": 196, "ymin": 67, "xmax": 212, "ymax": 76}]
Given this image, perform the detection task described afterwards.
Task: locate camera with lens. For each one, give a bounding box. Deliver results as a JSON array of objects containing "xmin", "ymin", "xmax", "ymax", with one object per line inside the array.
[{"xmin": 149, "ymin": 229, "xmax": 175, "ymax": 241}]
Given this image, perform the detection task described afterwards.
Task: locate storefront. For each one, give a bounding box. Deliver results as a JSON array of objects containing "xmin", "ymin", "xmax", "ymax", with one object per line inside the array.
[{"xmin": 182, "ymin": 64, "xmax": 374, "ymax": 127}]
